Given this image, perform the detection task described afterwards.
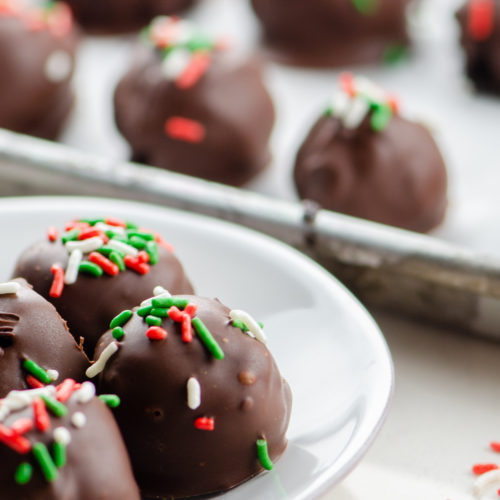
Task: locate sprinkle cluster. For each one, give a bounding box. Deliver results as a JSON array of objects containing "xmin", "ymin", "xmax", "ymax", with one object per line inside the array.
[
  {"xmin": 0, "ymin": 381, "xmax": 119, "ymax": 486},
  {"xmin": 325, "ymin": 72, "xmax": 399, "ymax": 133},
  {"xmin": 0, "ymin": 0, "xmax": 73, "ymax": 38},
  {"xmin": 46, "ymin": 217, "xmax": 173, "ymax": 299},
  {"xmin": 467, "ymin": 0, "xmax": 495, "ymax": 41}
]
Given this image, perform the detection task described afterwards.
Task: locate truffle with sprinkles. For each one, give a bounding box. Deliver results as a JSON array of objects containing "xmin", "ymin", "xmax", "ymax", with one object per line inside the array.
[
  {"xmin": 114, "ymin": 15, "xmax": 275, "ymax": 186},
  {"xmin": 91, "ymin": 291, "xmax": 292, "ymax": 497},
  {"xmin": 293, "ymin": 74, "xmax": 448, "ymax": 232},
  {"xmin": 0, "ymin": 0, "xmax": 77, "ymax": 140},
  {"xmin": 456, "ymin": 0, "xmax": 500, "ymax": 95},
  {"xmin": 250, "ymin": 0, "xmax": 411, "ymax": 67},
  {"xmin": 0, "ymin": 381, "xmax": 140, "ymax": 499},
  {"xmin": 11, "ymin": 217, "xmax": 193, "ymax": 357},
  {"xmin": 0, "ymin": 279, "xmax": 87, "ymax": 398}
]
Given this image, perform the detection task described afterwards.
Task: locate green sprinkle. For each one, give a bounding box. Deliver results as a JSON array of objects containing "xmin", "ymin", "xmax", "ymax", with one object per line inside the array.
[
  {"xmin": 98, "ymin": 246, "xmax": 124, "ymax": 258},
  {"xmin": 324, "ymin": 105, "xmax": 334, "ymax": 116},
  {"xmin": 40, "ymin": 395, "xmax": 67, "ymax": 417},
  {"xmin": 232, "ymin": 319, "xmax": 249, "ymax": 332},
  {"xmin": 370, "ymin": 104, "xmax": 393, "ymax": 132},
  {"xmin": 192, "ymin": 318, "xmax": 224, "ymax": 360},
  {"xmin": 23, "ymin": 359, "xmax": 52, "ymax": 384},
  {"xmin": 105, "ymin": 230, "xmax": 126, "ymax": 241},
  {"xmin": 99, "ymin": 394, "xmax": 121, "ymax": 408},
  {"xmin": 14, "ymin": 462, "xmax": 32, "ymax": 485},
  {"xmin": 61, "ymin": 229, "xmax": 79, "ymax": 243},
  {"xmin": 145, "ymin": 240, "xmax": 159, "ymax": 265},
  {"xmin": 151, "ymin": 308, "xmax": 169, "ymax": 317},
  {"xmin": 351, "ymin": 0, "xmax": 378, "ymax": 15},
  {"xmin": 33, "ymin": 443, "xmax": 58, "ymax": 482},
  {"xmin": 146, "ymin": 315, "xmax": 162, "ymax": 326},
  {"xmin": 79, "ymin": 218, "xmax": 105, "ymax": 226},
  {"xmin": 128, "ymin": 235, "xmax": 147, "ymax": 250},
  {"xmin": 186, "ymin": 35, "xmax": 215, "ymax": 52},
  {"xmin": 52, "ymin": 442, "xmax": 66, "ymax": 468},
  {"xmin": 256, "ymin": 439, "xmax": 273, "ymax": 471},
  {"xmin": 109, "ymin": 251, "xmax": 125, "ymax": 272},
  {"xmin": 127, "ymin": 231, "xmax": 155, "ymax": 241},
  {"xmin": 125, "ymin": 221, "xmax": 138, "ymax": 230},
  {"xmin": 382, "ymin": 43, "xmax": 408, "ymax": 65},
  {"xmin": 79, "ymin": 261, "xmax": 103, "ymax": 277},
  {"xmin": 110, "ymin": 310, "xmax": 133, "ymax": 329},
  {"xmin": 112, "ymin": 327, "xmax": 124, "ymax": 340},
  {"xmin": 137, "ymin": 305, "xmax": 153, "ymax": 317},
  {"xmin": 152, "ymin": 297, "xmax": 189, "ymax": 309}
]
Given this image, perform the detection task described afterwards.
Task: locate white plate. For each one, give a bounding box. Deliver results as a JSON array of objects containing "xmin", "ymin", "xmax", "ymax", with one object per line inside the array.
[{"xmin": 0, "ymin": 196, "xmax": 393, "ymax": 499}]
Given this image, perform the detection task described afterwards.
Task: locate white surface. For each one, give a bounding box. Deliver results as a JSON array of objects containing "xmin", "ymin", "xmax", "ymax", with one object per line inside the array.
[{"xmin": 0, "ymin": 196, "xmax": 393, "ymax": 499}]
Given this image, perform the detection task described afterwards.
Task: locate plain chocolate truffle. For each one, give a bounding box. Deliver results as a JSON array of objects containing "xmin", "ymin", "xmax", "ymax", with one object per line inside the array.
[
  {"xmin": 11, "ymin": 217, "xmax": 193, "ymax": 357},
  {"xmin": 114, "ymin": 16, "xmax": 275, "ymax": 186},
  {"xmin": 0, "ymin": 1, "xmax": 77, "ymax": 140},
  {"xmin": 0, "ymin": 279, "xmax": 87, "ymax": 397},
  {"xmin": 91, "ymin": 294, "xmax": 292, "ymax": 498},
  {"xmin": 250, "ymin": 0, "xmax": 411, "ymax": 67},
  {"xmin": 294, "ymin": 75, "xmax": 448, "ymax": 232}
]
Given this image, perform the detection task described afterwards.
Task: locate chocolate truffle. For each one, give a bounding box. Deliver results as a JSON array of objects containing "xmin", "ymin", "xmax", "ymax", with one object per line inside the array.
[
  {"xmin": 58, "ymin": 0, "xmax": 197, "ymax": 34},
  {"xmin": 0, "ymin": 279, "xmax": 87, "ymax": 397},
  {"xmin": 0, "ymin": 382, "xmax": 140, "ymax": 499},
  {"xmin": 114, "ymin": 16, "xmax": 275, "ymax": 186},
  {"xmin": 456, "ymin": 0, "xmax": 500, "ymax": 94},
  {"xmin": 0, "ymin": 1, "xmax": 77, "ymax": 140},
  {"xmin": 12, "ymin": 217, "xmax": 193, "ymax": 357},
  {"xmin": 90, "ymin": 293, "xmax": 292, "ymax": 497},
  {"xmin": 250, "ymin": 0, "xmax": 411, "ymax": 67},
  {"xmin": 294, "ymin": 74, "xmax": 448, "ymax": 232}
]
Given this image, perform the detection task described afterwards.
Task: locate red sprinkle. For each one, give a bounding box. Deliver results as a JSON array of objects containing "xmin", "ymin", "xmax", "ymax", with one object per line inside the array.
[
  {"xmin": 184, "ymin": 303, "xmax": 197, "ymax": 317},
  {"xmin": 340, "ymin": 72, "xmax": 356, "ymax": 97},
  {"xmin": 491, "ymin": 442, "xmax": 500, "ymax": 453},
  {"xmin": 65, "ymin": 221, "xmax": 89, "ymax": 232},
  {"xmin": 0, "ymin": 424, "xmax": 31, "ymax": 454},
  {"xmin": 181, "ymin": 314, "xmax": 193, "ymax": 343},
  {"xmin": 26, "ymin": 375, "xmax": 45, "ymax": 389},
  {"xmin": 78, "ymin": 228, "xmax": 102, "ymax": 241},
  {"xmin": 56, "ymin": 378, "xmax": 77, "ymax": 403},
  {"xmin": 473, "ymin": 463, "xmax": 499, "ymax": 475},
  {"xmin": 89, "ymin": 252, "xmax": 119, "ymax": 276},
  {"xmin": 49, "ymin": 265, "xmax": 64, "ymax": 298},
  {"xmin": 11, "ymin": 418, "xmax": 33, "ymax": 435},
  {"xmin": 146, "ymin": 326, "xmax": 168, "ymax": 340},
  {"xmin": 194, "ymin": 417, "xmax": 214, "ymax": 431},
  {"xmin": 47, "ymin": 2, "xmax": 73, "ymax": 38},
  {"xmin": 154, "ymin": 234, "xmax": 175, "ymax": 252},
  {"xmin": 167, "ymin": 306, "xmax": 183, "ymax": 322},
  {"xmin": 137, "ymin": 250, "xmax": 150, "ymax": 264},
  {"xmin": 47, "ymin": 226, "xmax": 58, "ymax": 242},
  {"xmin": 176, "ymin": 52, "xmax": 212, "ymax": 89},
  {"xmin": 105, "ymin": 217, "xmax": 127, "ymax": 228},
  {"xmin": 468, "ymin": 0, "xmax": 495, "ymax": 41},
  {"xmin": 124, "ymin": 255, "xmax": 150, "ymax": 275},
  {"xmin": 165, "ymin": 117, "xmax": 206, "ymax": 144},
  {"xmin": 33, "ymin": 398, "xmax": 50, "ymax": 432}
]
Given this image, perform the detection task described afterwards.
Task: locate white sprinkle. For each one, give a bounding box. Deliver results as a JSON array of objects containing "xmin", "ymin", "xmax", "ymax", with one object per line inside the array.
[
  {"xmin": 355, "ymin": 76, "xmax": 386, "ymax": 102},
  {"xmin": 330, "ymin": 91, "xmax": 350, "ymax": 118},
  {"xmin": 65, "ymin": 237, "xmax": 104, "ymax": 254},
  {"xmin": 71, "ymin": 412, "xmax": 86, "ymax": 428},
  {"xmin": 86, "ymin": 343, "xmax": 119, "ymax": 378},
  {"xmin": 154, "ymin": 286, "xmax": 171, "ymax": 297},
  {"xmin": 0, "ymin": 386, "xmax": 56, "ymax": 421},
  {"xmin": 162, "ymin": 47, "xmax": 192, "ymax": 79},
  {"xmin": 187, "ymin": 377, "xmax": 201, "ymax": 410},
  {"xmin": 473, "ymin": 469, "xmax": 500, "ymax": 496},
  {"xmin": 107, "ymin": 239, "xmax": 138, "ymax": 257},
  {"xmin": 64, "ymin": 249, "xmax": 82, "ymax": 285},
  {"xmin": 44, "ymin": 50, "xmax": 72, "ymax": 83},
  {"xmin": 343, "ymin": 97, "xmax": 370, "ymax": 129},
  {"xmin": 229, "ymin": 310, "xmax": 267, "ymax": 344},
  {"xmin": 94, "ymin": 222, "xmax": 126, "ymax": 236},
  {"xmin": 53, "ymin": 427, "xmax": 71, "ymax": 445},
  {"xmin": 47, "ymin": 369, "xmax": 59, "ymax": 382},
  {"xmin": 0, "ymin": 282, "xmax": 21, "ymax": 295},
  {"xmin": 70, "ymin": 381, "xmax": 96, "ymax": 404}
]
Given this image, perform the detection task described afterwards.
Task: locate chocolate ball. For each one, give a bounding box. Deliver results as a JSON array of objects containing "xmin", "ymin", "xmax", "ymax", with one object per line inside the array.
[
  {"xmin": 456, "ymin": 0, "xmax": 500, "ymax": 94},
  {"xmin": 250, "ymin": 0, "xmax": 411, "ymax": 67},
  {"xmin": 114, "ymin": 16, "xmax": 275, "ymax": 186},
  {"xmin": 11, "ymin": 218, "xmax": 193, "ymax": 357},
  {"xmin": 0, "ymin": 382, "xmax": 140, "ymax": 499},
  {"xmin": 0, "ymin": 279, "xmax": 88, "ymax": 397},
  {"xmin": 58, "ymin": 0, "xmax": 197, "ymax": 33},
  {"xmin": 91, "ymin": 295, "xmax": 292, "ymax": 497},
  {"xmin": 294, "ymin": 75, "xmax": 448, "ymax": 232},
  {"xmin": 0, "ymin": 2, "xmax": 77, "ymax": 140}
]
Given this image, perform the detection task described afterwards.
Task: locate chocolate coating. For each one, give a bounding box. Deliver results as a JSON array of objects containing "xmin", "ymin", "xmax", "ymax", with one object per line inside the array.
[
  {"xmin": 12, "ymin": 230, "xmax": 193, "ymax": 358},
  {"xmin": 114, "ymin": 40, "xmax": 275, "ymax": 185},
  {"xmin": 0, "ymin": 5, "xmax": 77, "ymax": 140},
  {"xmin": 250, "ymin": 0, "xmax": 411, "ymax": 67},
  {"xmin": 94, "ymin": 295, "xmax": 292, "ymax": 497},
  {"xmin": 59, "ymin": 0, "xmax": 197, "ymax": 33},
  {"xmin": 294, "ymin": 114, "xmax": 448, "ymax": 232},
  {"xmin": 0, "ymin": 279, "xmax": 87, "ymax": 398},
  {"xmin": 0, "ymin": 389, "xmax": 140, "ymax": 499},
  {"xmin": 456, "ymin": 0, "xmax": 500, "ymax": 94}
]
